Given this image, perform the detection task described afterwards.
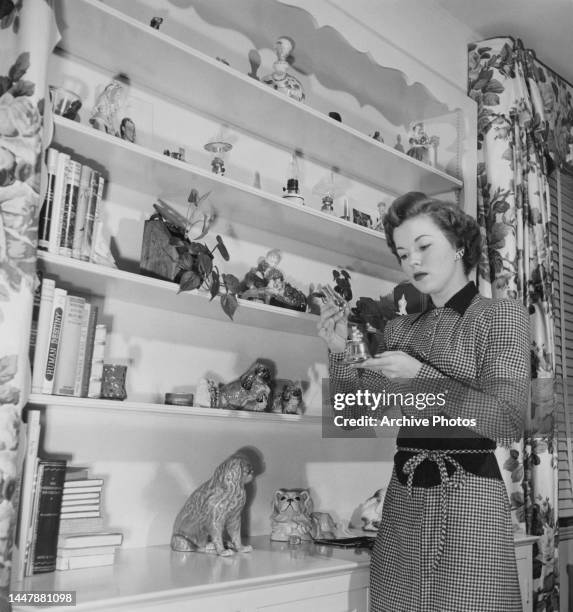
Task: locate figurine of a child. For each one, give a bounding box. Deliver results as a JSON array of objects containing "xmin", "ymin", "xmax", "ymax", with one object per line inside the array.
[{"xmin": 89, "ymin": 79, "xmax": 127, "ymax": 136}]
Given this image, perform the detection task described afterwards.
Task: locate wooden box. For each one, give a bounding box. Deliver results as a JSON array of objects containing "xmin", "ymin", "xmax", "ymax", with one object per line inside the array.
[{"xmin": 139, "ymin": 217, "xmax": 179, "ymax": 282}]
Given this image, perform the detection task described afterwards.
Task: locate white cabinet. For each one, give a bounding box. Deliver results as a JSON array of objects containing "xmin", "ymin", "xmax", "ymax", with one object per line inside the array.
[{"xmin": 515, "ymin": 536, "xmax": 537, "ymax": 612}]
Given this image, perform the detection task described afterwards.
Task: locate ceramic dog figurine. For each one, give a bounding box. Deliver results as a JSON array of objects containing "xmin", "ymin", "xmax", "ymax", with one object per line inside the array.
[
  {"xmin": 218, "ymin": 361, "xmax": 272, "ymax": 411},
  {"xmin": 171, "ymin": 453, "xmax": 255, "ymax": 556}
]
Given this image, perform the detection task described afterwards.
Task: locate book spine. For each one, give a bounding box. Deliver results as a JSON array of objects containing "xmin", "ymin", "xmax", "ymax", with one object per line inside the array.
[
  {"xmin": 71, "ymin": 164, "xmax": 92, "ymax": 259},
  {"xmin": 89, "ymin": 175, "xmax": 106, "ymax": 263},
  {"xmin": 87, "ymin": 324, "xmax": 107, "ymax": 399},
  {"xmin": 37, "ymin": 148, "xmax": 59, "ymax": 251},
  {"xmin": 28, "ymin": 272, "xmax": 43, "ymax": 368},
  {"xmin": 24, "ymin": 460, "xmax": 42, "ymax": 576},
  {"xmin": 53, "ymin": 295, "xmax": 86, "ymax": 396},
  {"xmin": 58, "ymin": 160, "xmax": 82, "ymax": 258},
  {"xmin": 57, "ymin": 516, "xmax": 105, "ymax": 535},
  {"xmin": 41, "ymin": 287, "xmax": 67, "ymax": 395},
  {"xmin": 80, "ymin": 170, "xmax": 101, "ymax": 262},
  {"xmin": 56, "ymin": 552, "xmax": 115, "ymax": 570},
  {"xmin": 73, "ymin": 302, "xmax": 91, "ymax": 397},
  {"xmin": 47, "ymin": 152, "xmax": 71, "ymax": 255},
  {"xmin": 31, "ymin": 460, "xmax": 67, "ymax": 574},
  {"xmin": 31, "ymin": 278, "xmax": 56, "ymax": 394},
  {"xmin": 80, "ymin": 305, "xmax": 98, "ymax": 397},
  {"xmin": 13, "ymin": 410, "xmax": 41, "ymax": 583}
]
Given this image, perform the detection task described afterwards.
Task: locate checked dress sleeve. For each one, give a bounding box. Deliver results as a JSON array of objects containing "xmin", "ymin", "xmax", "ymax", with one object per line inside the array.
[{"xmin": 412, "ymin": 299, "xmax": 530, "ymax": 443}]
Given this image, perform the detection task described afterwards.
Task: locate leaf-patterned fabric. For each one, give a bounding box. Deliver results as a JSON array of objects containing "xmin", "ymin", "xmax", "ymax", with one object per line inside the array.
[
  {"xmin": 0, "ymin": 0, "xmax": 58, "ymax": 607},
  {"xmin": 468, "ymin": 37, "xmax": 559, "ymax": 612}
]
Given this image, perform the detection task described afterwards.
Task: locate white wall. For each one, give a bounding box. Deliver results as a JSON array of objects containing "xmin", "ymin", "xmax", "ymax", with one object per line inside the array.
[{"xmin": 44, "ymin": 0, "xmax": 477, "ymax": 548}]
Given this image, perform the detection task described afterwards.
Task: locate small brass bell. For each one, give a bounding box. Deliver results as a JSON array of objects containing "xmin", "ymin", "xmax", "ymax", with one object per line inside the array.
[{"xmin": 344, "ymin": 325, "xmax": 372, "ymax": 364}]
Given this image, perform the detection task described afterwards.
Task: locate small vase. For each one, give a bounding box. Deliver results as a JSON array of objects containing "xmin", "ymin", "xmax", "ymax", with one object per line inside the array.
[{"xmin": 101, "ymin": 364, "xmax": 128, "ymax": 401}]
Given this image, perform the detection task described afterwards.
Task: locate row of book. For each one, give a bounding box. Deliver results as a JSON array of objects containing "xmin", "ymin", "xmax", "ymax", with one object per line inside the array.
[
  {"xmin": 14, "ymin": 410, "xmax": 123, "ymax": 579},
  {"xmin": 29, "ymin": 275, "xmax": 108, "ymax": 398},
  {"xmin": 38, "ymin": 147, "xmax": 105, "ymax": 261}
]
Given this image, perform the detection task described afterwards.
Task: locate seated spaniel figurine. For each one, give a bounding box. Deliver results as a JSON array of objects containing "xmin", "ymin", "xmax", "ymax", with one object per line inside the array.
[
  {"xmin": 171, "ymin": 453, "xmax": 254, "ymax": 556},
  {"xmin": 218, "ymin": 360, "xmax": 272, "ymax": 411}
]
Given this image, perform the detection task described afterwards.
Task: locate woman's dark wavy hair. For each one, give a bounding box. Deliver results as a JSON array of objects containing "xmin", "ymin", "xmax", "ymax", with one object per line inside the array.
[{"xmin": 382, "ymin": 191, "xmax": 482, "ymax": 274}]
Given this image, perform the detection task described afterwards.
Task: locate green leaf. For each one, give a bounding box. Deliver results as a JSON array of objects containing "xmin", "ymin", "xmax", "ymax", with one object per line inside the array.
[
  {"xmin": 221, "ymin": 294, "xmax": 238, "ymax": 320},
  {"xmin": 8, "ymin": 52, "xmax": 29, "ymax": 82},
  {"xmin": 209, "ymin": 270, "xmax": 220, "ymax": 300},
  {"xmin": 178, "ymin": 270, "xmax": 202, "ymax": 292},
  {"xmin": 198, "ymin": 252, "xmax": 213, "ymax": 276},
  {"xmin": 222, "ymin": 273, "xmax": 240, "ymax": 295},
  {"xmin": 9, "ymin": 79, "xmax": 34, "ymax": 97},
  {"xmin": 216, "ymin": 235, "xmax": 230, "ymax": 261},
  {"xmin": 178, "ymin": 252, "xmax": 194, "ymax": 270}
]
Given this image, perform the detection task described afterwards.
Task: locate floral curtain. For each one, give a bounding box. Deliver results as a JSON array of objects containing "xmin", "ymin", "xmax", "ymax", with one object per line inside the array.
[
  {"xmin": 0, "ymin": 0, "xmax": 58, "ymax": 609},
  {"xmin": 468, "ymin": 37, "xmax": 559, "ymax": 611}
]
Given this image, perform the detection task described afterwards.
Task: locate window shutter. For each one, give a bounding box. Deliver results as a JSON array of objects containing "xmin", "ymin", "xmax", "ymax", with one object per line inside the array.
[{"xmin": 550, "ymin": 168, "xmax": 573, "ymax": 518}]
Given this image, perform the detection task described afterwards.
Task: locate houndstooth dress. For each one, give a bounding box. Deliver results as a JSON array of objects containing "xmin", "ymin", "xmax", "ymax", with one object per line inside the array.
[{"xmin": 329, "ymin": 282, "xmax": 530, "ymax": 612}]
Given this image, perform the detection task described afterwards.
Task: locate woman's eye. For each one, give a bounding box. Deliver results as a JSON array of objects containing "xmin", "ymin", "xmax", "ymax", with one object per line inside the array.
[
  {"xmin": 419, "ymin": 244, "xmax": 430, "ymax": 251},
  {"xmin": 399, "ymin": 253, "xmax": 408, "ymax": 260}
]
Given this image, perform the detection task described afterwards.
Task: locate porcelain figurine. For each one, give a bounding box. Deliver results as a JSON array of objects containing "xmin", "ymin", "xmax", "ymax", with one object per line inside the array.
[
  {"xmin": 218, "ymin": 361, "xmax": 272, "ymax": 411},
  {"xmin": 271, "ymin": 380, "xmax": 304, "ymax": 415},
  {"xmin": 263, "ymin": 37, "xmax": 305, "ymax": 102},
  {"xmin": 89, "ymin": 78, "xmax": 128, "ymax": 136},
  {"xmin": 171, "ymin": 453, "xmax": 255, "ymax": 556},
  {"xmin": 406, "ymin": 122, "xmax": 439, "ymax": 166},
  {"xmin": 270, "ymin": 488, "xmax": 314, "ymax": 541},
  {"xmin": 195, "ymin": 377, "xmax": 218, "ymax": 408}
]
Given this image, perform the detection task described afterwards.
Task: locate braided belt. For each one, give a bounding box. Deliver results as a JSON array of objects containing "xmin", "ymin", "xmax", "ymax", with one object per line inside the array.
[{"xmin": 398, "ymin": 446, "xmax": 495, "ymax": 573}]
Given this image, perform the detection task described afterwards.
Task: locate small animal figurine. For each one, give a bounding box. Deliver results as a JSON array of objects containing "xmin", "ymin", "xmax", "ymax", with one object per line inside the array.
[
  {"xmin": 271, "ymin": 380, "xmax": 304, "ymax": 415},
  {"xmin": 358, "ymin": 488, "xmax": 385, "ymax": 531},
  {"xmin": 270, "ymin": 488, "xmax": 314, "ymax": 541},
  {"xmin": 171, "ymin": 453, "xmax": 255, "ymax": 556},
  {"xmin": 218, "ymin": 361, "xmax": 272, "ymax": 411},
  {"xmin": 310, "ymin": 512, "xmax": 337, "ymax": 539}
]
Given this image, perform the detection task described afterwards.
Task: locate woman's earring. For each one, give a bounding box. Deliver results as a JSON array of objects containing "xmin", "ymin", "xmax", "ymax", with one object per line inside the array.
[{"xmin": 454, "ymin": 249, "xmax": 465, "ymax": 261}]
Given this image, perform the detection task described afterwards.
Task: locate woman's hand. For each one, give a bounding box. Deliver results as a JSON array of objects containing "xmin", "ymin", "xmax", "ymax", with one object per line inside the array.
[
  {"xmin": 317, "ymin": 301, "xmax": 348, "ymax": 353},
  {"xmin": 353, "ymin": 351, "xmax": 423, "ymax": 378}
]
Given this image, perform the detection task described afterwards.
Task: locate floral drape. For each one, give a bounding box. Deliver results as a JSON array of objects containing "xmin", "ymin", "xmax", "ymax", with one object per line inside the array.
[
  {"xmin": 0, "ymin": 0, "xmax": 58, "ymax": 608},
  {"xmin": 468, "ymin": 37, "xmax": 559, "ymax": 611}
]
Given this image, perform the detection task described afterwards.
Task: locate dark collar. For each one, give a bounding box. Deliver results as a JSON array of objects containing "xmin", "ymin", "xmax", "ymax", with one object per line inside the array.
[{"xmin": 427, "ymin": 281, "xmax": 478, "ymax": 316}]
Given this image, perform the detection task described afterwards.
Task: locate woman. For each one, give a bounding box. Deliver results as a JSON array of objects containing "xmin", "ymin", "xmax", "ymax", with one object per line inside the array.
[{"xmin": 318, "ymin": 193, "xmax": 530, "ymax": 612}]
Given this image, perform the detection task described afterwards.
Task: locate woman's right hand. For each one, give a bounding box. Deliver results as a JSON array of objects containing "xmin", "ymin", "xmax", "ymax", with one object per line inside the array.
[{"xmin": 317, "ymin": 300, "xmax": 348, "ymax": 353}]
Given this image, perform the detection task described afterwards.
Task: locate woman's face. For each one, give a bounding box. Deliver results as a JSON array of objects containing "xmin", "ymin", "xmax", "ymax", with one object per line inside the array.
[{"xmin": 393, "ymin": 214, "xmax": 464, "ymax": 298}]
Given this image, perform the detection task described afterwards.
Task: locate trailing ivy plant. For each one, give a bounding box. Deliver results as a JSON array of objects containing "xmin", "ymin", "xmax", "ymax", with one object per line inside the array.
[{"xmin": 171, "ymin": 233, "xmax": 240, "ymax": 321}]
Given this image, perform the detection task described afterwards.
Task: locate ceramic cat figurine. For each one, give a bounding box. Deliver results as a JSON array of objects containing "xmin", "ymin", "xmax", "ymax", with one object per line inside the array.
[{"xmin": 171, "ymin": 454, "xmax": 255, "ymax": 556}]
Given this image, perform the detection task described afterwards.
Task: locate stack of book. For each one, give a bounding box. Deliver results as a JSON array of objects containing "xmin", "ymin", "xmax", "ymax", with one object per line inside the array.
[
  {"xmin": 29, "ymin": 275, "xmax": 107, "ymax": 399},
  {"xmin": 38, "ymin": 147, "xmax": 106, "ymax": 262},
  {"xmin": 56, "ymin": 531, "xmax": 124, "ymax": 571},
  {"xmin": 57, "ymin": 467, "xmax": 123, "ymax": 571}
]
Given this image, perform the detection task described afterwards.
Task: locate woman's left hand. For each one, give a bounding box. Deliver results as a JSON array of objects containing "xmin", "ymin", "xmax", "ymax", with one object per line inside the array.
[{"xmin": 352, "ymin": 351, "xmax": 423, "ymax": 378}]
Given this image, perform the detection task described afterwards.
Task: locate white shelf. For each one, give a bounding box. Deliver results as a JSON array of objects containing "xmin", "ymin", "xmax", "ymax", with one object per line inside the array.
[
  {"xmin": 27, "ymin": 394, "xmax": 322, "ymax": 424},
  {"xmin": 55, "ymin": 0, "xmax": 463, "ymax": 197},
  {"xmin": 37, "ymin": 252, "xmax": 320, "ymax": 336},
  {"xmin": 15, "ymin": 537, "xmax": 369, "ymax": 611},
  {"xmin": 52, "ymin": 117, "xmax": 405, "ymax": 279}
]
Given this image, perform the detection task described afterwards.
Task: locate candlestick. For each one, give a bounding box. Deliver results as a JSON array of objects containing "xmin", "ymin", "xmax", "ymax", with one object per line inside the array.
[{"xmin": 341, "ymin": 198, "xmax": 350, "ymax": 221}]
